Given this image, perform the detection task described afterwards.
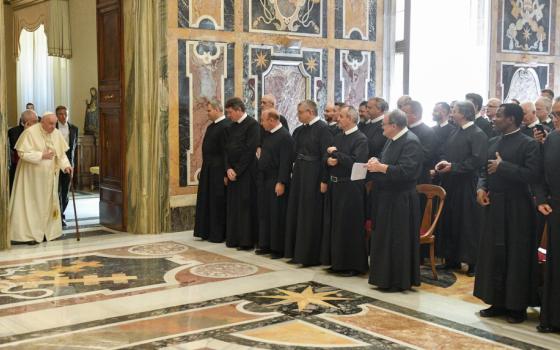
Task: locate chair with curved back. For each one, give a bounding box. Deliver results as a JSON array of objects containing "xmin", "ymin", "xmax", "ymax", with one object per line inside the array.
[{"xmin": 417, "ymin": 184, "xmax": 446, "ymax": 280}]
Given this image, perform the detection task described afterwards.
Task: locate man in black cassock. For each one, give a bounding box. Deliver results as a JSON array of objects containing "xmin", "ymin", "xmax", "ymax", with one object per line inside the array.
[
  {"xmin": 474, "ymin": 103, "xmax": 541, "ymax": 324},
  {"xmin": 194, "ymin": 99, "xmax": 232, "ymax": 243},
  {"xmin": 536, "ymin": 107, "xmax": 560, "ymax": 333},
  {"xmin": 285, "ymin": 100, "xmax": 333, "ymax": 267},
  {"xmin": 364, "ymin": 97, "xmax": 388, "ymax": 158},
  {"xmin": 223, "ymin": 97, "xmax": 260, "ymax": 249},
  {"xmin": 535, "ymin": 97, "xmax": 555, "ymax": 130},
  {"xmin": 260, "ymin": 94, "xmax": 289, "ymax": 130},
  {"xmin": 324, "ymin": 103, "xmax": 341, "ymax": 136},
  {"xmin": 520, "ymin": 101, "xmax": 551, "ymax": 139},
  {"xmin": 321, "ymin": 106, "xmax": 369, "ymax": 276},
  {"xmin": 434, "ymin": 101, "xmax": 488, "ymax": 276},
  {"xmin": 8, "ymin": 110, "xmax": 38, "ymax": 194},
  {"xmin": 401, "ymin": 100, "xmax": 436, "ymax": 184},
  {"xmin": 367, "ymin": 109, "xmax": 423, "ymax": 291},
  {"xmin": 256, "ymin": 109, "xmax": 294, "ymax": 258},
  {"xmin": 466, "ymin": 93, "xmax": 495, "ymax": 138},
  {"xmin": 358, "ymin": 101, "xmax": 368, "ymax": 132},
  {"xmin": 431, "ymin": 102, "xmax": 456, "ymax": 165}
]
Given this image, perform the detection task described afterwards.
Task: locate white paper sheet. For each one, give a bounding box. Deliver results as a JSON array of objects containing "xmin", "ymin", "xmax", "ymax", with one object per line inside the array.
[{"xmin": 351, "ymin": 162, "xmax": 368, "ymax": 181}]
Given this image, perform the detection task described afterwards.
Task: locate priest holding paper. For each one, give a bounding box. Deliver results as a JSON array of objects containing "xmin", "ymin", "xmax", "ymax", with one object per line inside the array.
[
  {"xmin": 321, "ymin": 106, "xmax": 369, "ymax": 276},
  {"xmin": 9, "ymin": 112, "xmax": 73, "ymax": 244}
]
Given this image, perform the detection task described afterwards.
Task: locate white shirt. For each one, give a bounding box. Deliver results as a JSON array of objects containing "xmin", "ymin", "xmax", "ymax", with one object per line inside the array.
[
  {"xmin": 58, "ymin": 122, "xmax": 70, "ymax": 145},
  {"xmin": 308, "ymin": 116, "xmax": 320, "ymax": 125},
  {"xmin": 527, "ymin": 120, "xmax": 540, "ymax": 128},
  {"xmin": 409, "ymin": 120, "xmax": 423, "ymax": 128},
  {"xmin": 214, "ymin": 115, "xmax": 226, "ymax": 124},
  {"xmin": 371, "ymin": 115, "xmax": 384, "ymax": 124},
  {"xmin": 439, "ymin": 120, "xmax": 449, "ymax": 127},
  {"xmin": 344, "ymin": 125, "xmax": 358, "ymax": 135},
  {"xmin": 328, "ymin": 121, "xmax": 338, "ymax": 126},
  {"xmin": 270, "ymin": 123, "xmax": 282, "ymax": 133},
  {"xmin": 544, "ymin": 117, "xmax": 552, "ymax": 124},
  {"xmin": 504, "ymin": 128, "xmax": 520, "ymax": 136},
  {"xmin": 461, "ymin": 121, "xmax": 474, "ymax": 130},
  {"xmin": 392, "ymin": 127, "xmax": 409, "ymax": 141},
  {"xmin": 237, "ymin": 113, "xmax": 248, "ymax": 124}
]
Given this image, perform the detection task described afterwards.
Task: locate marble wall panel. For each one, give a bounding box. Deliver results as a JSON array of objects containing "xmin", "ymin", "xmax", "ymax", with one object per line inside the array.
[
  {"xmin": 501, "ymin": 0, "xmax": 551, "ymax": 54},
  {"xmin": 178, "ymin": 40, "xmax": 234, "ymax": 187},
  {"xmin": 335, "ymin": 49, "xmax": 375, "ymax": 107},
  {"xmin": 244, "ymin": 44, "xmax": 327, "ymax": 131},
  {"xmin": 500, "ymin": 62, "xmax": 549, "ymax": 102},
  {"xmin": 178, "ymin": 0, "xmax": 234, "ymax": 30},
  {"xmin": 245, "ymin": 0, "xmax": 327, "ymax": 37},
  {"xmin": 335, "ymin": 0, "xmax": 376, "ymax": 40}
]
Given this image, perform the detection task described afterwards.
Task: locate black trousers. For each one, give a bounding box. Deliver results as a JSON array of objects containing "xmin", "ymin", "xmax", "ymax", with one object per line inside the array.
[{"xmin": 59, "ymin": 171, "xmax": 71, "ymax": 219}]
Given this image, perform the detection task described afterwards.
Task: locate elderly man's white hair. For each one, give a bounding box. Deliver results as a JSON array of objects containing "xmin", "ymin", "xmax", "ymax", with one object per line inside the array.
[
  {"xmin": 261, "ymin": 94, "xmax": 277, "ymax": 106},
  {"xmin": 20, "ymin": 109, "xmax": 38, "ymax": 123}
]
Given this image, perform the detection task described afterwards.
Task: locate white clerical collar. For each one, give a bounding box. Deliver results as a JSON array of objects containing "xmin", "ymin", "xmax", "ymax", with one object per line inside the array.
[
  {"xmin": 475, "ymin": 113, "xmax": 482, "ymax": 119},
  {"xmin": 545, "ymin": 117, "xmax": 552, "ymax": 124},
  {"xmin": 344, "ymin": 125, "xmax": 358, "ymax": 135},
  {"xmin": 439, "ymin": 120, "xmax": 449, "ymax": 127},
  {"xmin": 371, "ymin": 115, "xmax": 384, "ymax": 124},
  {"xmin": 270, "ymin": 123, "xmax": 282, "ymax": 133},
  {"xmin": 504, "ymin": 128, "xmax": 520, "ymax": 136},
  {"xmin": 214, "ymin": 115, "xmax": 226, "ymax": 124},
  {"xmin": 461, "ymin": 121, "xmax": 474, "ymax": 130},
  {"xmin": 392, "ymin": 127, "xmax": 409, "ymax": 141},
  {"xmin": 409, "ymin": 120, "xmax": 423, "ymax": 128},
  {"xmin": 237, "ymin": 113, "xmax": 248, "ymax": 124},
  {"xmin": 308, "ymin": 116, "xmax": 320, "ymax": 125},
  {"xmin": 528, "ymin": 120, "xmax": 540, "ymax": 128},
  {"xmin": 328, "ymin": 121, "xmax": 337, "ymax": 126}
]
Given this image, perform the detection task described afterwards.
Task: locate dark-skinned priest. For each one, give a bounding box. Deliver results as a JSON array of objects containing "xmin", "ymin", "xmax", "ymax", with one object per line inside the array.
[
  {"xmin": 321, "ymin": 105, "xmax": 369, "ymax": 276},
  {"xmin": 535, "ymin": 104, "xmax": 560, "ymax": 333},
  {"xmin": 224, "ymin": 97, "xmax": 260, "ymax": 250},
  {"xmin": 366, "ymin": 109, "xmax": 423, "ymax": 291},
  {"xmin": 285, "ymin": 100, "xmax": 333, "ymax": 267},
  {"xmin": 256, "ymin": 108, "xmax": 295, "ymax": 259},
  {"xmin": 474, "ymin": 103, "xmax": 541, "ymax": 324},
  {"xmin": 194, "ymin": 99, "xmax": 232, "ymax": 243}
]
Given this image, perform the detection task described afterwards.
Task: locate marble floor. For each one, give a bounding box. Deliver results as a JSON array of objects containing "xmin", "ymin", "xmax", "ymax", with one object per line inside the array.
[{"xmin": 1, "ymin": 230, "xmax": 559, "ymax": 349}]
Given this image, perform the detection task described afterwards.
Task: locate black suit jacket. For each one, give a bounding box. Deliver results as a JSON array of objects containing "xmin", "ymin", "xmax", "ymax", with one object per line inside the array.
[
  {"xmin": 57, "ymin": 122, "xmax": 79, "ymax": 166},
  {"xmin": 8, "ymin": 125, "xmax": 24, "ymax": 167}
]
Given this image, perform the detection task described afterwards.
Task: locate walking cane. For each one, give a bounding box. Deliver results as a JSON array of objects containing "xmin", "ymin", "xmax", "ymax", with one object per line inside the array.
[{"xmin": 70, "ymin": 173, "xmax": 80, "ymax": 241}]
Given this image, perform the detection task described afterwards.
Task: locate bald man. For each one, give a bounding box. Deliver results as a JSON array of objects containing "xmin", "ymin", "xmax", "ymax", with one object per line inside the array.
[
  {"xmin": 9, "ymin": 112, "xmax": 73, "ymax": 244},
  {"xmin": 485, "ymin": 98, "xmax": 501, "ymax": 122},
  {"xmin": 520, "ymin": 101, "xmax": 550, "ymax": 140},
  {"xmin": 535, "ymin": 97, "xmax": 555, "ymax": 130},
  {"xmin": 8, "ymin": 109, "xmax": 38, "ymax": 193},
  {"xmin": 260, "ymin": 94, "xmax": 289, "ymax": 131}
]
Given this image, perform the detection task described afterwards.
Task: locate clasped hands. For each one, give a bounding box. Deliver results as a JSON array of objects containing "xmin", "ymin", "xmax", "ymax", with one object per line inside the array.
[
  {"xmin": 326, "ymin": 146, "xmax": 338, "ymax": 166},
  {"xmin": 366, "ymin": 157, "xmax": 387, "ymax": 173}
]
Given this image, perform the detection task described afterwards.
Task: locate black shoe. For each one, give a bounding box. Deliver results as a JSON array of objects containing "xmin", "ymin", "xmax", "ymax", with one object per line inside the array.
[
  {"xmin": 466, "ymin": 264, "xmax": 476, "ymax": 277},
  {"xmin": 325, "ymin": 267, "xmax": 336, "ymax": 273},
  {"xmin": 236, "ymin": 246, "xmax": 253, "ymax": 251},
  {"xmin": 26, "ymin": 240, "xmax": 39, "ymax": 245},
  {"xmin": 301, "ymin": 263, "xmax": 320, "ymax": 268},
  {"xmin": 337, "ymin": 270, "xmax": 360, "ymax": 277},
  {"xmin": 255, "ymin": 248, "xmax": 271, "ymax": 255},
  {"xmin": 270, "ymin": 253, "xmax": 283, "ymax": 259},
  {"xmin": 506, "ymin": 310, "xmax": 527, "ymax": 324},
  {"xmin": 479, "ymin": 305, "xmax": 507, "ymax": 318},
  {"xmin": 286, "ymin": 259, "xmax": 298, "ymax": 264},
  {"xmin": 537, "ymin": 325, "xmax": 559, "ymax": 333},
  {"xmin": 437, "ymin": 262, "xmax": 461, "ymax": 270}
]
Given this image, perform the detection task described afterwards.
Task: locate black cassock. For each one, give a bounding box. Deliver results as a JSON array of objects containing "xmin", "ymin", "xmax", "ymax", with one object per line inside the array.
[
  {"xmin": 535, "ymin": 131, "xmax": 560, "ymax": 329},
  {"xmin": 363, "ymin": 119, "xmax": 387, "ymax": 158},
  {"xmin": 321, "ymin": 129, "xmax": 369, "ymax": 273},
  {"xmin": 474, "ymin": 130, "xmax": 541, "ymax": 310},
  {"xmin": 224, "ymin": 116, "xmax": 260, "ymax": 248},
  {"xmin": 438, "ymin": 124, "xmax": 488, "ymax": 265},
  {"xmin": 409, "ymin": 122, "xmax": 436, "ymax": 184},
  {"xmin": 257, "ymin": 127, "xmax": 295, "ymax": 256},
  {"xmin": 328, "ymin": 122, "xmax": 342, "ymax": 137},
  {"xmin": 285, "ymin": 120, "xmax": 333, "ymax": 265},
  {"xmin": 432, "ymin": 123, "xmax": 456, "ymax": 164},
  {"xmin": 521, "ymin": 123, "xmax": 552, "ymax": 138},
  {"xmin": 194, "ymin": 117, "xmax": 232, "ymax": 242},
  {"xmin": 369, "ymin": 131, "xmax": 423, "ymax": 290},
  {"xmin": 475, "ymin": 116, "xmax": 495, "ymax": 139}
]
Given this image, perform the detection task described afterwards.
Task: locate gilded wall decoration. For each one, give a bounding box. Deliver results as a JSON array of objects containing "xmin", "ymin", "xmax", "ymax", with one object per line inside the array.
[
  {"xmin": 501, "ymin": 0, "xmax": 551, "ymax": 54},
  {"xmin": 246, "ymin": 0, "xmax": 326, "ymax": 37},
  {"xmin": 335, "ymin": 49, "xmax": 375, "ymax": 107},
  {"xmin": 501, "ymin": 63, "xmax": 549, "ymax": 102},
  {"xmin": 178, "ymin": 40, "xmax": 234, "ymax": 187},
  {"xmin": 335, "ymin": 0, "xmax": 376, "ymax": 40},
  {"xmin": 178, "ymin": 0, "xmax": 234, "ymax": 31},
  {"xmin": 244, "ymin": 44, "xmax": 327, "ymax": 132}
]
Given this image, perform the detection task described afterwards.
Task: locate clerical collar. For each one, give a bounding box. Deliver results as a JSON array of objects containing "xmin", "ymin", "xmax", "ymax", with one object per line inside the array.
[
  {"xmin": 392, "ymin": 127, "xmax": 408, "ymax": 141},
  {"xmin": 371, "ymin": 115, "xmax": 384, "ymax": 124},
  {"xmin": 308, "ymin": 116, "xmax": 320, "ymax": 125},
  {"xmin": 214, "ymin": 115, "xmax": 226, "ymax": 124},
  {"xmin": 237, "ymin": 113, "xmax": 248, "ymax": 124},
  {"xmin": 504, "ymin": 128, "xmax": 520, "ymax": 136},
  {"xmin": 461, "ymin": 121, "xmax": 474, "ymax": 130},
  {"xmin": 344, "ymin": 125, "xmax": 358, "ymax": 135},
  {"xmin": 439, "ymin": 120, "xmax": 449, "ymax": 127},
  {"xmin": 527, "ymin": 120, "xmax": 540, "ymax": 128},
  {"xmin": 328, "ymin": 121, "xmax": 337, "ymax": 126},
  {"xmin": 475, "ymin": 113, "xmax": 482, "ymax": 120},
  {"xmin": 270, "ymin": 123, "xmax": 282, "ymax": 133},
  {"xmin": 409, "ymin": 120, "xmax": 423, "ymax": 128},
  {"xmin": 545, "ymin": 117, "xmax": 552, "ymax": 124}
]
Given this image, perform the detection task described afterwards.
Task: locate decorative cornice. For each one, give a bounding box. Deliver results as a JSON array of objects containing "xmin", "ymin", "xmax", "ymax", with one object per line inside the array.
[{"xmin": 10, "ymin": 0, "xmax": 48, "ymax": 11}]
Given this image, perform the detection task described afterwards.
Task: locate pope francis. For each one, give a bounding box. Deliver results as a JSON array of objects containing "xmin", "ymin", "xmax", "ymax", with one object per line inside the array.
[{"xmin": 9, "ymin": 112, "xmax": 73, "ymax": 243}]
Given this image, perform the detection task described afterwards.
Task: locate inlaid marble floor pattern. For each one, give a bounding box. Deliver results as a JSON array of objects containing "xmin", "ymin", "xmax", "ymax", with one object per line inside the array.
[{"xmin": 0, "ymin": 231, "xmax": 558, "ymax": 349}]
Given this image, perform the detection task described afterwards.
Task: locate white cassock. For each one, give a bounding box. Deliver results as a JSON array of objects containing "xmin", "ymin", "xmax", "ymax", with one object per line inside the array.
[{"xmin": 9, "ymin": 123, "xmax": 71, "ymax": 242}]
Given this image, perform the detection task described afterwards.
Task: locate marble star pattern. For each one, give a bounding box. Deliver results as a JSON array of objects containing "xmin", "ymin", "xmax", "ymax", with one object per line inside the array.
[{"xmin": 259, "ymin": 285, "xmax": 351, "ymax": 311}]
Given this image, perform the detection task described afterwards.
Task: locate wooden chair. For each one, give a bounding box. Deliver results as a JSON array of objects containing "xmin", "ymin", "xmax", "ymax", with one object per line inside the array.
[{"xmin": 417, "ymin": 184, "xmax": 446, "ymax": 280}]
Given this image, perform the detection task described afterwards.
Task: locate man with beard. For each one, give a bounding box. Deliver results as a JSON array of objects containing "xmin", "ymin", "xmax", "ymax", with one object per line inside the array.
[
  {"xmin": 367, "ymin": 109, "xmax": 423, "ymax": 291},
  {"xmin": 285, "ymin": 100, "xmax": 333, "ymax": 267},
  {"xmin": 321, "ymin": 106, "xmax": 369, "ymax": 276},
  {"xmin": 434, "ymin": 101, "xmax": 488, "ymax": 276},
  {"xmin": 324, "ymin": 103, "xmax": 341, "ymax": 136},
  {"xmin": 358, "ymin": 101, "xmax": 368, "ymax": 132},
  {"xmin": 535, "ymin": 102, "xmax": 560, "ymax": 333},
  {"xmin": 256, "ymin": 109, "xmax": 294, "ymax": 258},
  {"xmin": 475, "ymin": 103, "xmax": 541, "ymax": 323},
  {"xmin": 194, "ymin": 99, "xmax": 231, "ymax": 243},
  {"xmin": 224, "ymin": 97, "xmax": 260, "ymax": 249}
]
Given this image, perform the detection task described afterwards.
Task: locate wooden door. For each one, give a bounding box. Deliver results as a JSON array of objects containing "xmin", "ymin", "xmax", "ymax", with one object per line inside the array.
[{"xmin": 96, "ymin": 0, "xmax": 126, "ymax": 231}]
